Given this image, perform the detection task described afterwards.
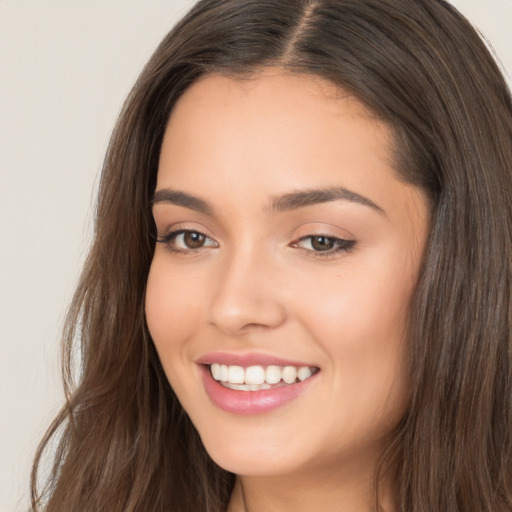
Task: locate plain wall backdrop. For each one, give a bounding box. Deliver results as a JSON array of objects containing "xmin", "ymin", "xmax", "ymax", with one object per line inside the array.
[{"xmin": 1, "ymin": 1, "xmax": 510, "ymax": 511}]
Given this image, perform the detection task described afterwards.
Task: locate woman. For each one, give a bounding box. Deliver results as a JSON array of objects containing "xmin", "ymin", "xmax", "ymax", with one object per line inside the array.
[{"xmin": 31, "ymin": 0, "xmax": 512, "ymax": 511}]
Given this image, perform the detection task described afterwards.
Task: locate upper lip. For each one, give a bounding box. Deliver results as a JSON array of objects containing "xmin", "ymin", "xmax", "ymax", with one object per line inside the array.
[{"xmin": 195, "ymin": 351, "xmax": 318, "ymax": 368}]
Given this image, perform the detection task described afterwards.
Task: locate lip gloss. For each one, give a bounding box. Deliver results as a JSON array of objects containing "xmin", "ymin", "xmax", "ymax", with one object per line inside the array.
[{"xmin": 198, "ymin": 363, "xmax": 318, "ymax": 415}]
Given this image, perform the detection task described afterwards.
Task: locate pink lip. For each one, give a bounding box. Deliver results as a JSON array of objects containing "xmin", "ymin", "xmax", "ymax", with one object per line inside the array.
[
  {"xmin": 196, "ymin": 351, "xmax": 315, "ymax": 368},
  {"xmin": 197, "ymin": 354, "xmax": 319, "ymax": 415}
]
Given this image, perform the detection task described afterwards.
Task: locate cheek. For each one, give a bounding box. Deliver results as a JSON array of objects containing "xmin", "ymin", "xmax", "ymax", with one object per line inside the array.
[
  {"xmin": 145, "ymin": 258, "xmax": 202, "ymax": 358},
  {"xmin": 294, "ymin": 254, "xmax": 414, "ymax": 350},
  {"xmin": 290, "ymin": 251, "xmax": 414, "ymax": 416}
]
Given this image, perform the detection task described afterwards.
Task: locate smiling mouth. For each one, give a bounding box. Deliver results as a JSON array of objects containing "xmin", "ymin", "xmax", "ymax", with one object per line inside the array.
[{"xmin": 209, "ymin": 363, "xmax": 320, "ymax": 391}]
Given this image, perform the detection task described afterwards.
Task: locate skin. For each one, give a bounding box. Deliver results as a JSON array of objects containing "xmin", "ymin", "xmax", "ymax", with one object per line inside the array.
[{"xmin": 145, "ymin": 69, "xmax": 430, "ymax": 511}]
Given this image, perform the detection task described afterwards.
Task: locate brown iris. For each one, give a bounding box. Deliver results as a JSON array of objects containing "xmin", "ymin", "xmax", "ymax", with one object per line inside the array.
[
  {"xmin": 184, "ymin": 231, "xmax": 206, "ymax": 249},
  {"xmin": 310, "ymin": 236, "xmax": 335, "ymax": 251}
]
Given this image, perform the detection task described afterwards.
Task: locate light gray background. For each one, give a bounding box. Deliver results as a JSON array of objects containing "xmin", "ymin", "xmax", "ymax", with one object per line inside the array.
[{"xmin": 1, "ymin": 1, "xmax": 511, "ymax": 511}]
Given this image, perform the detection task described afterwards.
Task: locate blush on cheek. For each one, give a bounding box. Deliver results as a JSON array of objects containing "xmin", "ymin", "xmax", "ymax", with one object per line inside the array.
[
  {"xmin": 145, "ymin": 265, "xmax": 181, "ymax": 352},
  {"xmin": 145, "ymin": 261, "xmax": 206, "ymax": 365}
]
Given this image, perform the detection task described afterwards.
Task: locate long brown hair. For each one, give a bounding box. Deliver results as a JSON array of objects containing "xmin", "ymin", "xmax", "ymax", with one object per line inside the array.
[{"xmin": 31, "ymin": 1, "xmax": 512, "ymax": 510}]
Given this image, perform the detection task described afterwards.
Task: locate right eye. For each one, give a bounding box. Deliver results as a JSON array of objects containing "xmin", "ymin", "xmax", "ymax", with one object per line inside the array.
[{"xmin": 156, "ymin": 229, "xmax": 218, "ymax": 252}]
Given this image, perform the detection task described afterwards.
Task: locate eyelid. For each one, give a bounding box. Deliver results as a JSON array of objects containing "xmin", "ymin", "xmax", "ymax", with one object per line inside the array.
[
  {"xmin": 291, "ymin": 221, "xmax": 355, "ymax": 238},
  {"xmin": 288, "ymin": 222, "xmax": 357, "ymax": 258},
  {"xmin": 156, "ymin": 228, "xmax": 215, "ymax": 243},
  {"xmin": 154, "ymin": 220, "xmax": 216, "ymax": 240}
]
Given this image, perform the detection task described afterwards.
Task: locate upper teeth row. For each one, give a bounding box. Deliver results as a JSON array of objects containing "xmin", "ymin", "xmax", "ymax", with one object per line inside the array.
[{"xmin": 210, "ymin": 363, "xmax": 314, "ymax": 385}]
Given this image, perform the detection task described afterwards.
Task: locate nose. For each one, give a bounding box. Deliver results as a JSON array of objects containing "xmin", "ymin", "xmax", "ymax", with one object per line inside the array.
[{"xmin": 207, "ymin": 247, "xmax": 287, "ymax": 335}]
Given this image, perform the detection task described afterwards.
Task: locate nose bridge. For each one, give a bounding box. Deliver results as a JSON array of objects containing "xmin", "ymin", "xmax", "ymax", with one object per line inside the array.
[{"xmin": 208, "ymin": 239, "xmax": 286, "ymax": 334}]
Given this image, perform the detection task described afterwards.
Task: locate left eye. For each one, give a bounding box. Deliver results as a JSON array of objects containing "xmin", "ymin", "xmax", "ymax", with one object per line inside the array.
[{"xmin": 294, "ymin": 235, "xmax": 355, "ymax": 253}]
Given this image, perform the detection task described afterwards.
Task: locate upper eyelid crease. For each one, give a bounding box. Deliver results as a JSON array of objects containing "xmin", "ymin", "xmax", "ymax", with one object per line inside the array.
[
  {"xmin": 157, "ymin": 228, "xmax": 214, "ymax": 240},
  {"xmin": 151, "ymin": 186, "xmax": 385, "ymax": 216}
]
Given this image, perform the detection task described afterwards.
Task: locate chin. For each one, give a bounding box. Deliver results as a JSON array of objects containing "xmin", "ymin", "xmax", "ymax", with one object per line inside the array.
[{"xmin": 196, "ymin": 419, "xmax": 314, "ymax": 476}]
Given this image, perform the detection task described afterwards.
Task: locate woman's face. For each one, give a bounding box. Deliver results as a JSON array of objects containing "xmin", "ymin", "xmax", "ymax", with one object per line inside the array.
[{"xmin": 146, "ymin": 70, "xmax": 429, "ymax": 479}]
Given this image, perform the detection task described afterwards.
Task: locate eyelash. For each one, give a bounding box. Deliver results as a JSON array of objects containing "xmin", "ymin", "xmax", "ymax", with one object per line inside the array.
[
  {"xmin": 156, "ymin": 229, "xmax": 356, "ymax": 258},
  {"xmin": 292, "ymin": 235, "xmax": 356, "ymax": 258},
  {"xmin": 156, "ymin": 229, "xmax": 217, "ymax": 254}
]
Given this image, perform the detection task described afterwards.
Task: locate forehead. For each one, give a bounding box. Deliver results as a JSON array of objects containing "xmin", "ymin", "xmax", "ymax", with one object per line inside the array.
[
  {"xmin": 166, "ymin": 70, "xmax": 383, "ymax": 143},
  {"xmin": 156, "ymin": 69, "xmax": 425, "ymax": 227},
  {"xmin": 159, "ymin": 70, "xmax": 391, "ymax": 179}
]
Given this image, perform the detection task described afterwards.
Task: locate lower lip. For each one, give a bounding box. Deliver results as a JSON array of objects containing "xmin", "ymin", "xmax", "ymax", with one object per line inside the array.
[{"xmin": 200, "ymin": 366, "xmax": 318, "ymax": 415}]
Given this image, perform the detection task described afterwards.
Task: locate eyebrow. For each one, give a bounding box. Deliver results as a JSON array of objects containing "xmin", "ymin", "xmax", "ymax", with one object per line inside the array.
[
  {"xmin": 151, "ymin": 186, "xmax": 385, "ymax": 216},
  {"xmin": 152, "ymin": 189, "xmax": 213, "ymax": 215},
  {"xmin": 268, "ymin": 186, "xmax": 385, "ymax": 214}
]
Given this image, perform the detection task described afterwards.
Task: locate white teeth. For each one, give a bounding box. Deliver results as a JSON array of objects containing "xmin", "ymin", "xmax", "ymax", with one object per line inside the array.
[
  {"xmin": 228, "ymin": 365, "xmax": 245, "ymax": 384},
  {"xmin": 282, "ymin": 366, "xmax": 297, "ymax": 384},
  {"xmin": 211, "ymin": 363, "xmax": 222, "ymax": 380},
  {"xmin": 297, "ymin": 366, "xmax": 312, "ymax": 381},
  {"xmin": 265, "ymin": 365, "xmax": 282, "ymax": 384},
  {"xmin": 209, "ymin": 363, "xmax": 317, "ymax": 387},
  {"xmin": 245, "ymin": 365, "xmax": 266, "ymax": 385}
]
